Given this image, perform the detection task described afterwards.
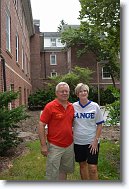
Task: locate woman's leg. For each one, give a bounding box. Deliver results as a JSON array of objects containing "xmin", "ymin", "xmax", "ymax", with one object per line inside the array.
[
  {"xmin": 88, "ymin": 164, "xmax": 98, "ymax": 180},
  {"xmin": 79, "ymin": 161, "xmax": 89, "ymax": 180}
]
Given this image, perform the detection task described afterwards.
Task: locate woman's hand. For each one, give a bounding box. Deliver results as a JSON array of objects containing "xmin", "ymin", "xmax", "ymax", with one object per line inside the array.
[{"xmin": 89, "ymin": 139, "xmax": 98, "ymax": 155}]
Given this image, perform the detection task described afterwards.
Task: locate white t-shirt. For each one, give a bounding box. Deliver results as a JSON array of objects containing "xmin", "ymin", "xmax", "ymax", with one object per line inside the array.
[{"xmin": 73, "ymin": 100, "xmax": 104, "ymax": 145}]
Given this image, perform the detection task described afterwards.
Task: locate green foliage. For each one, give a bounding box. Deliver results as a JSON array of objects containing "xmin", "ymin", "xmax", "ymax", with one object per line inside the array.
[
  {"xmin": 105, "ymin": 86, "xmax": 120, "ymax": 126},
  {"xmin": 28, "ymin": 67, "xmax": 117, "ymax": 108},
  {"xmin": 100, "ymin": 87, "xmax": 116, "ymax": 106},
  {"xmin": 0, "ymin": 91, "xmax": 18, "ymax": 108},
  {"xmin": 28, "ymin": 87, "xmax": 55, "ymax": 110},
  {"xmin": 28, "ymin": 66, "xmax": 93, "ymax": 108},
  {"xmin": 49, "ymin": 66, "xmax": 93, "ymax": 103},
  {"xmin": 0, "ymin": 91, "xmax": 29, "ymax": 156},
  {"xmin": 88, "ymin": 86, "xmax": 116, "ymax": 105},
  {"xmin": 61, "ymin": 27, "xmax": 81, "ymax": 48},
  {"xmin": 98, "ymin": 140, "xmax": 120, "ymax": 180},
  {"xmin": 50, "ymin": 66, "xmax": 93, "ymax": 88},
  {"xmin": 57, "ymin": 19, "xmax": 68, "ymax": 32},
  {"xmin": 61, "ymin": 0, "xmax": 120, "ymax": 83}
]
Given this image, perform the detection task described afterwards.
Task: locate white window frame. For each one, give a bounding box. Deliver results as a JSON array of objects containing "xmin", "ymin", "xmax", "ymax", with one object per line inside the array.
[
  {"xmin": 51, "ymin": 38, "xmax": 56, "ymax": 47},
  {"xmin": 14, "ymin": 0, "xmax": 18, "ymax": 10},
  {"xmin": 6, "ymin": 10, "xmax": 11, "ymax": 52},
  {"xmin": 22, "ymin": 47, "xmax": 24, "ymax": 70},
  {"xmin": 16, "ymin": 33, "xmax": 19, "ymax": 62},
  {"xmin": 25, "ymin": 54, "xmax": 27, "ymax": 75},
  {"xmin": 51, "ymin": 72, "xmax": 57, "ymax": 77},
  {"xmin": 58, "ymin": 38, "xmax": 61, "ymax": 42},
  {"xmin": 102, "ymin": 67, "xmax": 111, "ymax": 79},
  {"xmin": 50, "ymin": 54, "xmax": 57, "ymax": 65}
]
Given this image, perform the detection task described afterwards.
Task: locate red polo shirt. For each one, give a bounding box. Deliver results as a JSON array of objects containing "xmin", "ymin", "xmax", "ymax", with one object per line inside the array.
[{"xmin": 40, "ymin": 99, "xmax": 74, "ymax": 147}]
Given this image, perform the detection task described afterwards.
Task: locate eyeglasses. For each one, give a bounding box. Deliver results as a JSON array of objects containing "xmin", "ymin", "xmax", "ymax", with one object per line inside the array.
[{"xmin": 57, "ymin": 90, "xmax": 69, "ymax": 94}]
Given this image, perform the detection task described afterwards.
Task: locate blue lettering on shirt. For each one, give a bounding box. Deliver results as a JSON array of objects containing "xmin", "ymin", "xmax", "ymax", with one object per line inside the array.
[
  {"xmin": 74, "ymin": 113, "xmax": 79, "ymax": 118},
  {"xmin": 74, "ymin": 112, "xmax": 95, "ymax": 119}
]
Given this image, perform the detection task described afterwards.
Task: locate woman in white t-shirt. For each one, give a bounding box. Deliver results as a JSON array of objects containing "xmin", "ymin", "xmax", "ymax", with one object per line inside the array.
[{"xmin": 73, "ymin": 83, "xmax": 104, "ymax": 180}]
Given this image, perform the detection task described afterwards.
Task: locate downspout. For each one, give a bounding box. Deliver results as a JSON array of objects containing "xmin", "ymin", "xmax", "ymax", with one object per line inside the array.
[
  {"xmin": 0, "ymin": 55, "xmax": 7, "ymax": 92},
  {"xmin": 0, "ymin": 1, "xmax": 7, "ymax": 92},
  {"xmin": 0, "ymin": 0, "xmax": 1, "ymax": 49},
  {"xmin": 44, "ymin": 51, "xmax": 47, "ymax": 78}
]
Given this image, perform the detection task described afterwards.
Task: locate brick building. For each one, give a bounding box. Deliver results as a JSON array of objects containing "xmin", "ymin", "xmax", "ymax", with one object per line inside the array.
[
  {"xmin": 30, "ymin": 27, "xmax": 69, "ymax": 92},
  {"xmin": 30, "ymin": 22, "xmax": 120, "ymax": 93},
  {"xmin": 0, "ymin": 1, "xmax": 120, "ymax": 106},
  {"xmin": 0, "ymin": 0, "xmax": 34, "ymax": 107}
]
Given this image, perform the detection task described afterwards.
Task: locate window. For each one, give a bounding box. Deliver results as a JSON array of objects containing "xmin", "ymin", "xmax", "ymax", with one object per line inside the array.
[
  {"xmin": 24, "ymin": 88, "xmax": 26, "ymax": 105},
  {"xmin": 9, "ymin": 84, "xmax": 15, "ymax": 109},
  {"xmin": 14, "ymin": 0, "xmax": 18, "ymax": 10},
  {"xmin": 27, "ymin": 89, "xmax": 30, "ymax": 102},
  {"xmin": 26, "ymin": 56, "xmax": 29, "ymax": 76},
  {"xmin": 16, "ymin": 33, "xmax": 19, "ymax": 62},
  {"xmin": 25, "ymin": 54, "xmax": 27, "ymax": 75},
  {"xmin": 22, "ymin": 47, "xmax": 25, "ymax": 70},
  {"xmin": 50, "ymin": 54, "xmax": 57, "ymax": 65},
  {"xmin": 51, "ymin": 38, "xmax": 56, "ymax": 47},
  {"xmin": 19, "ymin": 87, "xmax": 22, "ymax": 105},
  {"xmin": 102, "ymin": 67, "xmax": 111, "ymax": 79},
  {"xmin": 6, "ymin": 10, "xmax": 11, "ymax": 52},
  {"xmin": 58, "ymin": 38, "xmax": 61, "ymax": 42},
  {"xmin": 51, "ymin": 72, "xmax": 57, "ymax": 77}
]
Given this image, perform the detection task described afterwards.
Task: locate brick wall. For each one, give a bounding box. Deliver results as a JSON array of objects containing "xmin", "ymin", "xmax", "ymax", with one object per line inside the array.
[
  {"xmin": 42, "ymin": 50, "xmax": 68, "ymax": 78},
  {"xmin": 0, "ymin": 0, "xmax": 32, "ymax": 106},
  {"xmin": 30, "ymin": 27, "xmax": 69, "ymax": 91},
  {"xmin": 70, "ymin": 45, "xmax": 120, "ymax": 88},
  {"xmin": 30, "ymin": 33, "xmax": 43, "ymax": 92},
  {"xmin": 71, "ymin": 46, "xmax": 97, "ymax": 83}
]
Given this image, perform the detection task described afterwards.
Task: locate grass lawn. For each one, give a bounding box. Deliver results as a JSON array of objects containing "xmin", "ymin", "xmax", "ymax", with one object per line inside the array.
[{"xmin": 0, "ymin": 140, "xmax": 120, "ymax": 181}]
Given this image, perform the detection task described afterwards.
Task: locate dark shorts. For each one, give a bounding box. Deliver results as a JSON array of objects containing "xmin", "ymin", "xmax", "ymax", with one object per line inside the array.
[{"xmin": 74, "ymin": 143, "xmax": 100, "ymax": 165}]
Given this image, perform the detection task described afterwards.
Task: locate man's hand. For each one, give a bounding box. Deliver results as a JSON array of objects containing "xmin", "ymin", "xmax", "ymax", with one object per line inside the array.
[{"xmin": 41, "ymin": 144, "xmax": 48, "ymax": 157}]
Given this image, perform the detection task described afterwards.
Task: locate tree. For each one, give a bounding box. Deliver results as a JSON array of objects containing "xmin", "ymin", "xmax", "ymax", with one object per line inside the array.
[
  {"xmin": 57, "ymin": 19, "xmax": 68, "ymax": 32},
  {"xmin": 49, "ymin": 66, "xmax": 93, "ymax": 102},
  {"xmin": 0, "ymin": 91, "xmax": 29, "ymax": 156},
  {"xmin": 61, "ymin": 0, "xmax": 120, "ymax": 87}
]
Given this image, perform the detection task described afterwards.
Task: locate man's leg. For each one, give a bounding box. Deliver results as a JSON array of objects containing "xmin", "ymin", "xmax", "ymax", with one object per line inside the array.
[
  {"xmin": 59, "ymin": 171, "xmax": 67, "ymax": 180},
  {"xmin": 59, "ymin": 143, "xmax": 74, "ymax": 180},
  {"xmin": 46, "ymin": 143, "xmax": 63, "ymax": 180}
]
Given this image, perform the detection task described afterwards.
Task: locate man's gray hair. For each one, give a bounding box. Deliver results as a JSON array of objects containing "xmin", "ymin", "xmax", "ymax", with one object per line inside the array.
[{"xmin": 56, "ymin": 82, "xmax": 70, "ymax": 92}]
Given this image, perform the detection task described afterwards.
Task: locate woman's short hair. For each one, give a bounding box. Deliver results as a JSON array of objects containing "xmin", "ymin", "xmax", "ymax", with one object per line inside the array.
[
  {"xmin": 55, "ymin": 82, "xmax": 70, "ymax": 92},
  {"xmin": 75, "ymin": 83, "xmax": 89, "ymax": 95}
]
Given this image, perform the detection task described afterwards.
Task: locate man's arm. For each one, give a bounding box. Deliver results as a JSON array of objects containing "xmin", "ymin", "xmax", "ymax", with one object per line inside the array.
[{"xmin": 38, "ymin": 121, "xmax": 48, "ymax": 156}]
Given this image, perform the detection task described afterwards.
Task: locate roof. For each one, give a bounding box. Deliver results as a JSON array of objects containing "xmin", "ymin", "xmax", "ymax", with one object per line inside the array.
[{"xmin": 43, "ymin": 32, "xmax": 61, "ymax": 38}]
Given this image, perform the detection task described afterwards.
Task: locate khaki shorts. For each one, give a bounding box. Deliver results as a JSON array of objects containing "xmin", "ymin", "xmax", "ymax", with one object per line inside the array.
[{"xmin": 45, "ymin": 142, "xmax": 75, "ymax": 180}]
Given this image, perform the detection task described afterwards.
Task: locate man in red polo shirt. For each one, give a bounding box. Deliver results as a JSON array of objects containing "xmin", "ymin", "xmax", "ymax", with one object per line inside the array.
[{"xmin": 38, "ymin": 82, "xmax": 74, "ymax": 180}]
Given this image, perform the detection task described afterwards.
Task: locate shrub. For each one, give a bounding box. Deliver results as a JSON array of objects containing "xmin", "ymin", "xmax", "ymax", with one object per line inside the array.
[
  {"xmin": 105, "ymin": 87, "xmax": 120, "ymax": 126},
  {"xmin": 28, "ymin": 87, "xmax": 55, "ymax": 110},
  {"xmin": 0, "ymin": 91, "xmax": 28, "ymax": 156}
]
